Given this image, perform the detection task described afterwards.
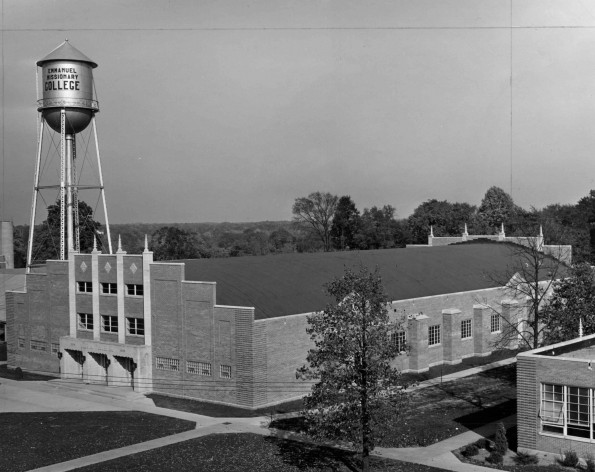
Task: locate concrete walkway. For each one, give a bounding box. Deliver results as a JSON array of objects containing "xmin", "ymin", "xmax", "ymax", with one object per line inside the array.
[{"xmin": 1, "ymin": 358, "xmax": 517, "ymax": 471}]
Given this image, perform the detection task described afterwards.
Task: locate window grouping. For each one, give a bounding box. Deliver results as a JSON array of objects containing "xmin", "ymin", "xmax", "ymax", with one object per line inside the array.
[
  {"xmin": 126, "ymin": 284, "xmax": 144, "ymax": 296},
  {"xmin": 18, "ymin": 337, "xmax": 25, "ymax": 349},
  {"xmin": 390, "ymin": 331, "xmax": 406, "ymax": 352},
  {"xmin": 428, "ymin": 325, "xmax": 441, "ymax": 346},
  {"xmin": 490, "ymin": 313, "xmax": 501, "ymax": 333},
  {"xmin": 220, "ymin": 365, "xmax": 232, "ymax": 379},
  {"xmin": 127, "ymin": 318, "xmax": 145, "ymax": 336},
  {"xmin": 156, "ymin": 357, "xmax": 180, "ymax": 371},
  {"xmin": 51, "ymin": 343, "xmax": 60, "ymax": 356},
  {"xmin": 541, "ymin": 383, "xmax": 595, "ymax": 440},
  {"xmin": 101, "ymin": 282, "xmax": 117, "ymax": 294},
  {"xmin": 30, "ymin": 339, "xmax": 47, "ymax": 352},
  {"xmin": 77, "ymin": 281, "xmax": 92, "ymax": 293},
  {"xmin": 187, "ymin": 361, "xmax": 212, "ymax": 376},
  {"xmin": 461, "ymin": 319, "xmax": 472, "ymax": 339},
  {"xmin": 101, "ymin": 315, "xmax": 118, "ymax": 333},
  {"xmin": 78, "ymin": 313, "xmax": 93, "ymax": 331}
]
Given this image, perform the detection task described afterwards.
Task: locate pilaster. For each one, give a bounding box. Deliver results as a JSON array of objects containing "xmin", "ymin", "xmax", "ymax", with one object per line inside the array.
[
  {"xmin": 442, "ymin": 308, "xmax": 462, "ymax": 364},
  {"xmin": 407, "ymin": 313, "xmax": 429, "ymax": 372},
  {"xmin": 473, "ymin": 304, "xmax": 491, "ymax": 356}
]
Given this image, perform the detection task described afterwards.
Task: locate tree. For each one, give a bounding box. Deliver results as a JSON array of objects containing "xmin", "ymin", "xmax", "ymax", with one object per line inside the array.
[
  {"xmin": 541, "ymin": 262, "xmax": 595, "ymax": 345},
  {"xmin": 408, "ymin": 199, "xmax": 476, "ymax": 244},
  {"xmin": 31, "ymin": 200, "xmax": 102, "ymax": 263},
  {"xmin": 475, "ymin": 186, "xmax": 517, "ymax": 233},
  {"xmin": 356, "ymin": 205, "xmax": 401, "ymax": 249},
  {"xmin": 297, "ymin": 266, "xmax": 407, "ymax": 472},
  {"xmin": 330, "ymin": 196, "xmax": 361, "ymax": 250},
  {"xmin": 486, "ymin": 230, "xmax": 568, "ymax": 350},
  {"xmin": 292, "ymin": 192, "xmax": 338, "ymax": 252},
  {"xmin": 150, "ymin": 226, "xmax": 211, "ymax": 261}
]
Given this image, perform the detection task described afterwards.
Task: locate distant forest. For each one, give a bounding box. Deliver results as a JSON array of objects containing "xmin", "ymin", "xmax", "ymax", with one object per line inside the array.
[{"xmin": 11, "ymin": 185, "xmax": 595, "ymax": 267}]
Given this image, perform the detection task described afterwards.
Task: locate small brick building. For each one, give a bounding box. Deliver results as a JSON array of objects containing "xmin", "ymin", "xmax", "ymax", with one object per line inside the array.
[
  {"xmin": 518, "ymin": 333, "xmax": 595, "ymax": 459},
  {"xmin": 7, "ymin": 242, "xmax": 545, "ymax": 409}
]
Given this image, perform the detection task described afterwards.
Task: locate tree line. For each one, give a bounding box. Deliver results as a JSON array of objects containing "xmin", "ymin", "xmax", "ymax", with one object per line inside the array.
[{"xmin": 12, "ymin": 185, "xmax": 595, "ymax": 266}]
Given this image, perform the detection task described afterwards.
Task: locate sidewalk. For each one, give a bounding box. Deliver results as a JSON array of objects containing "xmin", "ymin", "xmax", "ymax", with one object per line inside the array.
[{"xmin": 3, "ymin": 357, "xmax": 517, "ymax": 471}]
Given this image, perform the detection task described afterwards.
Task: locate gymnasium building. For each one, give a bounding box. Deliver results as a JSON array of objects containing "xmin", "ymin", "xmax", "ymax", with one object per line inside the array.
[{"xmin": 5, "ymin": 231, "xmax": 565, "ymax": 409}]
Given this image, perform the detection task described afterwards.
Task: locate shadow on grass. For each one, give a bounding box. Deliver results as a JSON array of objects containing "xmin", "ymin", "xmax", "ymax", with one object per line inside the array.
[
  {"xmin": 266, "ymin": 436, "xmax": 360, "ymax": 472},
  {"xmin": 454, "ymin": 399, "xmax": 517, "ymax": 431}
]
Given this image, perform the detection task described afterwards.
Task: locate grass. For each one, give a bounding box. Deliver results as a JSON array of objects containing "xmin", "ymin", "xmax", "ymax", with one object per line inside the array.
[
  {"xmin": 0, "ymin": 411, "xmax": 196, "ymax": 472},
  {"xmin": 147, "ymin": 394, "xmax": 305, "ymax": 418},
  {"xmin": 271, "ymin": 364, "xmax": 517, "ymax": 448},
  {"xmin": 72, "ymin": 433, "xmax": 451, "ymax": 472},
  {"xmin": 0, "ymin": 364, "xmax": 56, "ymax": 381}
]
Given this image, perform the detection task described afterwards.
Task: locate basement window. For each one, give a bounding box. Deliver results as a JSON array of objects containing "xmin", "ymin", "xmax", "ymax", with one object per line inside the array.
[
  {"xmin": 187, "ymin": 361, "xmax": 212, "ymax": 376},
  {"xmin": 220, "ymin": 364, "xmax": 232, "ymax": 379},
  {"xmin": 156, "ymin": 357, "xmax": 179, "ymax": 371}
]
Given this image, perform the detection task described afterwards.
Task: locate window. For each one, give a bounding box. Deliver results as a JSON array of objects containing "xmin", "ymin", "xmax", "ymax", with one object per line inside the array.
[
  {"xmin": 390, "ymin": 331, "xmax": 406, "ymax": 352},
  {"xmin": 490, "ymin": 313, "xmax": 501, "ymax": 333},
  {"xmin": 101, "ymin": 315, "xmax": 118, "ymax": 333},
  {"xmin": 77, "ymin": 281, "xmax": 92, "ymax": 293},
  {"xmin": 220, "ymin": 365, "xmax": 232, "ymax": 379},
  {"xmin": 461, "ymin": 319, "xmax": 472, "ymax": 339},
  {"xmin": 156, "ymin": 357, "xmax": 179, "ymax": 371},
  {"xmin": 541, "ymin": 383, "xmax": 595, "ymax": 439},
  {"xmin": 126, "ymin": 284, "xmax": 144, "ymax": 296},
  {"xmin": 51, "ymin": 343, "xmax": 60, "ymax": 356},
  {"xmin": 18, "ymin": 337, "xmax": 25, "ymax": 349},
  {"xmin": 101, "ymin": 283, "xmax": 117, "ymax": 294},
  {"xmin": 78, "ymin": 313, "xmax": 93, "ymax": 331},
  {"xmin": 127, "ymin": 318, "xmax": 145, "ymax": 336},
  {"xmin": 30, "ymin": 339, "xmax": 47, "ymax": 352},
  {"xmin": 428, "ymin": 325, "xmax": 441, "ymax": 346},
  {"xmin": 187, "ymin": 361, "xmax": 212, "ymax": 376}
]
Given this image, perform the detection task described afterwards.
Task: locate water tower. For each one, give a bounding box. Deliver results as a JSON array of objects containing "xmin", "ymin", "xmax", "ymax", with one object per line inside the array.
[{"xmin": 27, "ymin": 40, "xmax": 112, "ymax": 271}]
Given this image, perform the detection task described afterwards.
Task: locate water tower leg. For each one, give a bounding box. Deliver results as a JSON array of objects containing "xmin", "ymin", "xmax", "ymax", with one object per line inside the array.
[
  {"xmin": 92, "ymin": 117, "xmax": 112, "ymax": 255},
  {"xmin": 26, "ymin": 116, "xmax": 45, "ymax": 273},
  {"xmin": 60, "ymin": 110, "xmax": 66, "ymax": 260}
]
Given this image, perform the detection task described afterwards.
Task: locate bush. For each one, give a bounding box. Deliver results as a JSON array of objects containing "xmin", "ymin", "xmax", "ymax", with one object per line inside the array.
[
  {"xmin": 561, "ymin": 450, "xmax": 579, "ymax": 467},
  {"xmin": 494, "ymin": 422, "xmax": 508, "ymax": 455},
  {"xmin": 14, "ymin": 367, "xmax": 23, "ymax": 380},
  {"xmin": 586, "ymin": 454, "xmax": 595, "ymax": 472},
  {"xmin": 487, "ymin": 451, "xmax": 503, "ymax": 464},
  {"xmin": 474, "ymin": 438, "xmax": 490, "ymax": 450},
  {"xmin": 462, "ymin": 443, "xmax": 479, "ymax": 457},
  {"xmin": 514, "ymin": 451, "xmax": 539, "ymax": 465}
]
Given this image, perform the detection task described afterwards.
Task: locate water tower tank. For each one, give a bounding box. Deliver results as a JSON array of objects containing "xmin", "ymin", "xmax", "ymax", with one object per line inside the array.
[{"xmin": 37, "ymin": 40, "xmax": 99, "ymax": 134}]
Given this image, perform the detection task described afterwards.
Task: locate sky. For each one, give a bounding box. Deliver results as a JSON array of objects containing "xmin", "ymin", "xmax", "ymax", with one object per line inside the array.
[{"xmin": 2, "ymin": 1, "xmax": 595, "ymax": 225}]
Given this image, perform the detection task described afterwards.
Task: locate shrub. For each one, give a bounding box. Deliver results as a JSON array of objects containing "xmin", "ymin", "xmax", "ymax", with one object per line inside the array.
[
  {"xmin": 14, "ymin": 367, "xmax": 23, "ymax": 380},
  {"xmin": 462, "ymin": 443, "xmax": 479, "ymax": 457},
  {"xmin": 487, "ymin": 451, "xmax": 503, "ymax": 464},
  {"xmin": 561, "ymin": 450, "xmax": 579, "ymax": 467},
  {"xmin": 514, "ymin": 451, "xmax": 539, "ymax": 465},
  {"xmin": 586, "ymin": 454, "xmax": 595, "ymax": 472},
  {"xmin": 494, "ymin": 422, "xmax": 508, "ymax": 455},
  {"xmin": 474, "ymin": 438, "xmax": 490, "ymax": 450}
]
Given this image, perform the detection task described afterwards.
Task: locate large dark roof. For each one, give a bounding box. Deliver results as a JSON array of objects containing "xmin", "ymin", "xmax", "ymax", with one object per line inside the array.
[{"xmin": 182, "ymin": 243, "xmax": 551, "ymax": 320}]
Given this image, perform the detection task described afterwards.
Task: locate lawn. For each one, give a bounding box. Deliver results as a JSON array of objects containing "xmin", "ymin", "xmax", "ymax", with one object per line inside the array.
[
  {"xmin": 271, "ymin": 364, "xmax": 517, "ymax": 448},
  {"xmin": 0, "ymin": 411, "xmax": 196, "ymax": 472},
  {"xmin": 72, "ymin": 433, "xmax": 451, "ymax": 472}
]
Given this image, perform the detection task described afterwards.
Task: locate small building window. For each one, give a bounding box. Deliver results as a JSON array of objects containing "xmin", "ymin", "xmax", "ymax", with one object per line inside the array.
[
  {"xmin": 101, "ymin": 315, "xmax": 118, "ymax": 333},
  {"xmin": 490, "ymin": 313, "xmax": 501, "ymax": 333},
  {"xmin": 127, "ymin": 318, "xmax": 145, "ymax": 336},
  {"xmin": 51, "ymin": 343, "xmax": 60, "ymax": 356},
  {"xmin": 428, "ymin": 325, "xmax": 441, "ymax": 346},
  {"xmin": 18, "ymin": 337, "xmax": 25, "ymax": 349},
  {"xmin": 220, "ymin": 364, "xmax": 232, "ymax": 379},
  {"xmin": 187, "ymin": 361, "xmax": 212, "ymax": 376},
  {"xmin": 461, "ymin": 319, "xmax": 472, "ymax": 339},
  {"xmin": 540, "ymin": 383, "xmax": 595, "ymax": 438},
  {"xmin": 78, "ymin": 313, "xmax": 93, "ymax": 331},
  {"xmin": 126, "ymin": 284, "xmax": 144, "ymax": 296},
  {"xmin": 30, "ymin": 339, "xmax": 47, "ymax": 352},
  {"xmin": 156, "ymin": 357, "xmax": 179, "ymax": 371},
  {"xmin": 101, "ymin": 283, "xmax": 117, "ymax": 294},
  {"xmin": 77, "ymin": 281, "xmax": 92, "ymax": 293},
  {"xmin": 390, "ymin": 331, "xmax": 406, "ymax": 351}
]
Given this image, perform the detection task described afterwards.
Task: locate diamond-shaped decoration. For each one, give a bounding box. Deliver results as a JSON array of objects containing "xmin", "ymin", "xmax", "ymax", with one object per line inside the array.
[
  {"xmin": 80, "ymin": 261, "xmax": 87, "ymax": 272},
  {"xmin": 104, "ymin": 262, "xmax": 112, "ymax": 273},
  {"xmin": 130, "ymin": 263, "xmax": 138, "ymax": 274}
]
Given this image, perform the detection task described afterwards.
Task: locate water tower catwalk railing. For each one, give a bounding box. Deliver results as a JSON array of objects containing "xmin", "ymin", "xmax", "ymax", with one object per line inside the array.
[{"xmin": 27, "ymin": 40, "xmax": 112, "ymax": 272}]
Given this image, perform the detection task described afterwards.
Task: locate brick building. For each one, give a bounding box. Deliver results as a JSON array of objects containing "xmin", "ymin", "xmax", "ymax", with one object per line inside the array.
[
  {"xmin": 518, "ymin": 333, "xmax": 595, "ymax": 459},
  {"xmin": 7, "ymin": 241, "xmax": 554, "ymax": 408}
]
